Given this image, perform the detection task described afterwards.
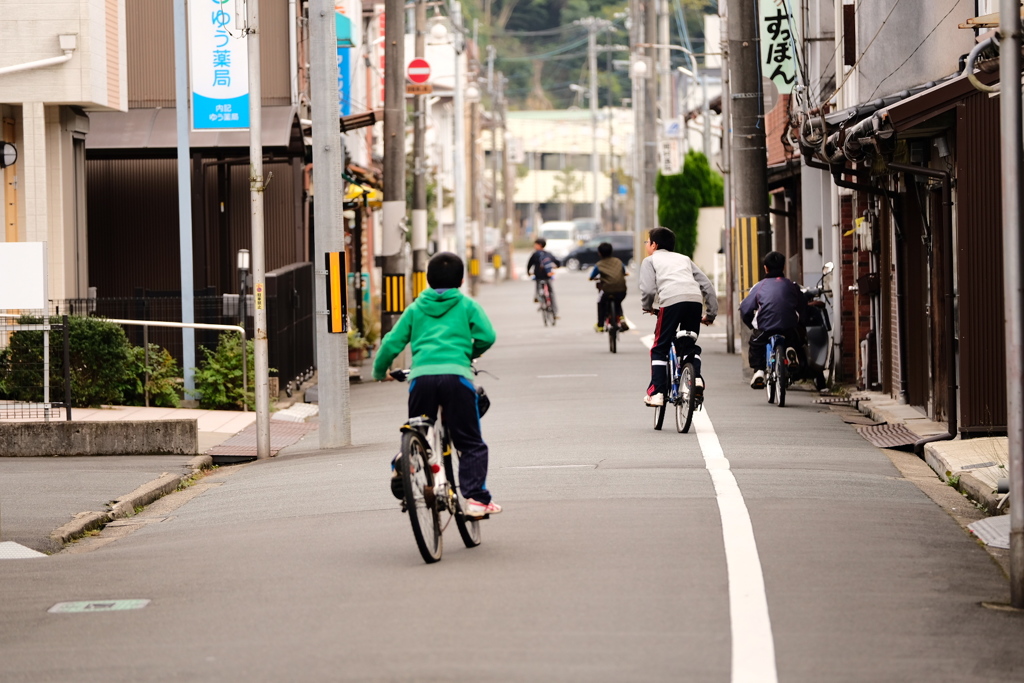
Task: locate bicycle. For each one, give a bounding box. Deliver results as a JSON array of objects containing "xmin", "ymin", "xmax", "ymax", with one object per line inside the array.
[
  {"xmin": 764, "ymin": 334, "xmax": 789, "ymax": 407},
  {"xmin": 653, "ymin": 330, "xmax": 703, "ymax": 433},
  {"xmin": 390, "ymin": 368, "xmax": 489, "ymax": 564},
  {"xmin": 537, "ymin": 280, "xmax": 556, "ymax": 326}
]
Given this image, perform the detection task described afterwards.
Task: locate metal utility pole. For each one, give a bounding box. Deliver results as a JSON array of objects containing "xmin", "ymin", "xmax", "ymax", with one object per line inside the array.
[
  {"xmin": 309, "ymin": 0, "xmax": 351, "ymax": 447},
  {"xmin": 998, "ymin": 0, "xmax": 1024, "ymax": 608},
  {"xmin": 452, "ymin": 2, "xmax": 467, "ymax": 273},
  {"xmin": 172, "ymin": 0, "xmax": 196, "ymax": 400},
  {"xmin": 720, "ymin": 7, "xmax": 735, "ymax": 355},
  {"xmin": 644, "ymin": 0, "xmax": 658, "ymax": 231},
  {"xmin": 411, "ymin": 0, "xmax": 428, "ymax": 299},
  {"xmin": 726, "ymin": 0, "xmax": 769, "ymax": 260},
  {"xmin": 381, "ymin": 0, "xmax": 406, "ymax": 335}
]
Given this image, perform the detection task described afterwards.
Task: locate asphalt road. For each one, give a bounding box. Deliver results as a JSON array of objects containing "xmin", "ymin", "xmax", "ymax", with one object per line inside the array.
[{"xmin": 1, "ymin": 267, "xmax": 1023, "ymax": 682}]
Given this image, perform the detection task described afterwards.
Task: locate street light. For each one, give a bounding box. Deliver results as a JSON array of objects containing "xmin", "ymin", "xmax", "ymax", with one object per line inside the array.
[{"xmin": 236, "ymin": 248, "xmax": 250, "ymax": 327}]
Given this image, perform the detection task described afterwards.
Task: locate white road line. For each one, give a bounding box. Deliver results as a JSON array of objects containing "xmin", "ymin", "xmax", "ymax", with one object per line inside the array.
[
  {"xmin": 693, "ymin": 408, "xmax": 778, "ymax": 683},
  {"xmin": 503, "ymin": 464, "xmax": 594, "ymax": 469}
]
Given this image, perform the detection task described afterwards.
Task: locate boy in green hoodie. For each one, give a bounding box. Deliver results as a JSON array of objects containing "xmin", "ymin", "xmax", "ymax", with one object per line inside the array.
[{"xmin": 372, "ymin": 252, "xmax": 501, "ymax": 518}]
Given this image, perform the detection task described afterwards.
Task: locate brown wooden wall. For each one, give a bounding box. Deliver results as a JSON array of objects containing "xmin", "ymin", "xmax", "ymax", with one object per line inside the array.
[
  {"xmin": 955, "ymin": 92, "xmax": 1007, "ymax": 433},
  {"xmin": 127, "ymin": 0, "xmax": 293, "ymax": 109},
  {"xmin": 87, "ymin": 157, "xmax": 303, "ymax": 298}
]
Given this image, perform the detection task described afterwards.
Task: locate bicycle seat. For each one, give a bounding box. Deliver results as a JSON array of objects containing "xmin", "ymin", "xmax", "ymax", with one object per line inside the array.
[
  {"xmin": 403, "ymin": 415, "xmax": 435, "ymax": 431},
  {"xmin": 676, "ymin": 330, "xmax": 698, "ymax": 340}
]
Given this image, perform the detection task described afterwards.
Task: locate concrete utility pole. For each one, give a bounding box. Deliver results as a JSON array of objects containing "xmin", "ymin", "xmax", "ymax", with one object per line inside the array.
[
  {"xmin": 309, "ymin": 0, "xmax": 351, "ymax": 447},
  {"xmin": 720, "ymin": 7, "xmax": 735, "ymax": 355},
  {"xmin": 644, "ymin": 0, "xmax": 658, "ymax": 231},
  {"xmin": 499, "ymin": 74, "xmax": 515, "ymax": 280},
  {"xmin": 381, "ymin": 0, "xmax": 406, "ymax": 335},
  {"xmin": 726, "ymin": 0, "xmax": 769, "ymax": 260},
  {"xmin": 246, "ymin": 0, "xmax": 271, "ymax": 458},
  {"xmin": 998, "ymin": 0, "xmax": 1024, "ymax": 608},
  {"xmin": 411, "ymin": 0, "xmax": 428, "ymax": 299},
  {"xmin": 452, "ymin": 2, "xmax": 467, "ymax": 277},
  {"xmin": 469, "ymin": 97, "xmax": 481, "ymax": 295},
  {"xmin": 580, "ymin": 17, "xmax": 604, "ymax": 222},
  {"xmin": 629, "ymin": 0, "xmax": 646, "ymax": 258}
]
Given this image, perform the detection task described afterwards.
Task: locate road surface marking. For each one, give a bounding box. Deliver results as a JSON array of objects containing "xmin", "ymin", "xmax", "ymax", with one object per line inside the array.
[
  {"xmin": 536, "ymin": 374, "xmax": 598, "ymax": 379},
  {"xmin": 694, "ymin": 408, "xmax": 778, "ymax": 683},
  {"xmin": 503, "ymin": 464, "xmax": 594, "ymax": 469}
]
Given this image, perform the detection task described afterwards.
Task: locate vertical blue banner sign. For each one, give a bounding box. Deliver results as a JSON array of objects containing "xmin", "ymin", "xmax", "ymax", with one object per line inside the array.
[
  {"xmin": 189, "ymin": 0, "xmax": 250, "ymax": 130},
  {"xmin": 336, "ymin": 6, "xmax": 354, "ymax": 116}
]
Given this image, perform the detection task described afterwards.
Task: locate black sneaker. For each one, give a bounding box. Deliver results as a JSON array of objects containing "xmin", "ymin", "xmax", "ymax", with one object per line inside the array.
[{"xmin": 390, "ymin": 455, "xmax": 404, "ymax": 499}]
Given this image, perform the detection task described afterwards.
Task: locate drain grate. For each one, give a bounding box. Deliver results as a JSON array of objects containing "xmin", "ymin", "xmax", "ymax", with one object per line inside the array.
[
  {"xmin": 856, "ymin": 423, "xmax": 919, "ymax": 449},
  {"xmin": 842, "ymin": 415, "xmax": 885, "ymax": 426},
  {"xmin": 813, "ymin": 397, "xmax": 852, "ymax": 404},
  {"xmin": 207, "ymin": 421, "xmax": 318, "ymax": 464}
]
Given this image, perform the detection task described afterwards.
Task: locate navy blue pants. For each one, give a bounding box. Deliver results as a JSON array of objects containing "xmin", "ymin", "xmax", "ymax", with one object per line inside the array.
[
  {"xmin": 408, "ymin": 374, "xmax": 491, "ymax": 504},
  {"xmin": 648, "ymin": 301, "xmax": 703, "ymax": 397}
]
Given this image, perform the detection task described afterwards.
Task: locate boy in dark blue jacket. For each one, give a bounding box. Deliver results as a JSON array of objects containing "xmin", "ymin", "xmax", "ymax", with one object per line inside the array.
[{"xmin": 740, "ymin": 251, "xmax": 808, "ymax": 389}]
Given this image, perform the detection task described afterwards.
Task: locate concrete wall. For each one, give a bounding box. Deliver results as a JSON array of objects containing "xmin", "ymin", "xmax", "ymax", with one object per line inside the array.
[
  {"xmin": 0, "ymin": 420, "xmax": 198, "ymax": 456},
  {"xmin": 0, "ymin": 0, "xmax": 126, "ymax": 111},
  {"xmin": 855, "ymin": 0, "xmax": 975, "ymax": 100}
]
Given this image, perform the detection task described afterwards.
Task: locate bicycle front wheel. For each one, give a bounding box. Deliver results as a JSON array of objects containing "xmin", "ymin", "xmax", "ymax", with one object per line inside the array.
[
  {"xmin": 400, "ymin": 431, "xmax": 442, "ymax": 563},
  {"xmin": 442, "ymin": 441, "xmax": 482, "ymax": 548},
  {"xmin": 653, "ymin": 400, "xmax": 667, "ymax": 430},
  {"xmin": 676, "ymin": 362, "xmax": 696, "ymax": 433}
]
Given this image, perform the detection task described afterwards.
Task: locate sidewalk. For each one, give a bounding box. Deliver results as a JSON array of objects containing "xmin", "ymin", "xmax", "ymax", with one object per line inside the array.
[
  {"xmin": 848, "ymin": 391, "xmax": 1010, "ymax": 541},
  {"xmin": 0, "ymin": 402, "xmax": 319, "ymax": 556}
]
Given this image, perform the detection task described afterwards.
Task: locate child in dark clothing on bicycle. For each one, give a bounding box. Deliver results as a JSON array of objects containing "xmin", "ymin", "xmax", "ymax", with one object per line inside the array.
[
  {"xmin": 589, "ymin": 242, "xmax": 629, "ymax": 333},
  {"xmin": 740, "ymin": 251, "xmax": 809, "ymax": 389},
  {"xmin": 372, "ymin": 252, "xmax": 501, "ymax": 518}
]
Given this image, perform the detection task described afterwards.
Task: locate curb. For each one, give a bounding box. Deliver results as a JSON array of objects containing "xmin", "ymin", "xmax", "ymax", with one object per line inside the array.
[
  {"xmin": 922, "ymin": 444, "xmax": 1003, "ymax": 515},
  {"xmin": 49, "ymin": 455, "xmax": 212, "ymax": 548}
]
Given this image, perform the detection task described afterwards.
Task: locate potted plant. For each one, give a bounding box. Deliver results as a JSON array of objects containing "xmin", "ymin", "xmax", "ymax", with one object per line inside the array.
[{"xmin": 347, "ymin": 330, "xmax": 367, "ymax": 365}]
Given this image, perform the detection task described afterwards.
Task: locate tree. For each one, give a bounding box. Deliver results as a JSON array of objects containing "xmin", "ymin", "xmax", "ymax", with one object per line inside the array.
[
  {"xmin": 656, "ymin": 150, "xmax": 723, "ymax": 257},
  {"xmin": 548, "ymin": 166, "xmax": 584, "ymax": 217}
]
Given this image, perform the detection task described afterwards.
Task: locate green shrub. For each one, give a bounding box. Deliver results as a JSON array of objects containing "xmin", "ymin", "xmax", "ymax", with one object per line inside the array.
[
  {"xmin": 193, "ymin": 332, "xmax": 256, "ymax": 410},
  {"xmin": 124, "ymin": 344, "xmax": 182, "ymax": 408},
  {"xmin": 0, "ymin": 316, "xmax": 137, "ymax": 407},
  {"xmin": 656, "ymin": 150, "xmax": 725, "ymax": 257}
]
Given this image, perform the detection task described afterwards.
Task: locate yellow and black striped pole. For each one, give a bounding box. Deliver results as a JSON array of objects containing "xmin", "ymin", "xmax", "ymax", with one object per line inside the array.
[
  {"xmin": 324, "ymin": 251, "xmax": 348, "ymax": 333},
  {"xmin": 733, "ymin": 215, "xmax": 760, "ymax": 299},
  {"xmin": 383, "ymin": 273, "xmax": 407, "ymax": 317}
]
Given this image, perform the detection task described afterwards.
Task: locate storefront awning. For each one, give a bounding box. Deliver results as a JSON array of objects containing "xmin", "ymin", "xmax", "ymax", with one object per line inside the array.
[
  {"xmin": 879, "ymin": 69, "xmax": 1000, "ymax": 132},
  {"xmin": 86, "ymin": 106, "xmax": 298, "ymax": 150}
]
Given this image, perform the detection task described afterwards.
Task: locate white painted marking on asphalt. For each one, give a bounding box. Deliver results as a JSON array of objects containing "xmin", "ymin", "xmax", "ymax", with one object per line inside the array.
[
  {"xmin": 693, "ymin": 409, "xmax": 778, "ymax": 683},
  {"xmin": 536, "ymin": 374, "xmax": 598, "ymax": 378}
]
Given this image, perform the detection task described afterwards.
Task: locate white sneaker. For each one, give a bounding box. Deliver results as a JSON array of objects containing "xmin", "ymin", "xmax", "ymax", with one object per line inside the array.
[
  {"xmin": 750, "ymin": 370, "xmax": 765, "ymax": 389},
  {"xmin": 465, "ymin": 498, "xmax": 502, "ymax": 518},
  {"xmin": 644, "ymin": 393, "xmax": 665, "ymax": 407}
]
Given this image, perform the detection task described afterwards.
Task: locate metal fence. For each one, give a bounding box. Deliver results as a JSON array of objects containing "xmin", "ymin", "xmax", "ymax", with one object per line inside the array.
[{"xmin": 0, "ymin": 313, "xmax": 71, "ymax": 421}]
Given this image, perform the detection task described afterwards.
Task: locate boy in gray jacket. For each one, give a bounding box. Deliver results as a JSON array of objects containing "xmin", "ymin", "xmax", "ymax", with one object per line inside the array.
[{"xmin": 639, "ymin": 227, "xmax": 718, "ymax": 407}]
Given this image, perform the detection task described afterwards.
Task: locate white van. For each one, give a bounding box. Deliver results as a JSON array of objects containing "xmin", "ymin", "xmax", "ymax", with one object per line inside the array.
[{"xmin": 537, "ymin": 221, "xmax": 577, "ymax": 262}]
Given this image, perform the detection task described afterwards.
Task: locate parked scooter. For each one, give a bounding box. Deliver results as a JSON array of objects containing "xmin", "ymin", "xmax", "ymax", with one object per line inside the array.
[{"xmin": 800, "ymin": 262, "xmax": 834, "ymax": 391}]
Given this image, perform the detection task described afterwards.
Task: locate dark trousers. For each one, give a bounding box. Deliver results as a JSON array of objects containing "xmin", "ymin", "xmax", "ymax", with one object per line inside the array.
[
  {"xmin": 597, "ymin": 291, "xmax": 626, "ymax": 325},
  {"xmin": 748, "ymin": 328, "xmax": 804, "ymax": 371},
  {"xmin": 408, "ymin": 374, "xmax": 491, "ymax": 504},
  {"xmin": 648, "ymin": 301, "xmax": 703, "ymax": 397}
]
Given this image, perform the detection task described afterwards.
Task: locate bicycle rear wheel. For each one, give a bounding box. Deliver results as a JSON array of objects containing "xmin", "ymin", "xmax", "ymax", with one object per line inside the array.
[
  {"xmin": 400, "ymin": 431, "xmax": 442, "ymax": 563},
  {"xmin": 676, "ymin": 362, "xmax": 696, "ymax": 433},
  {"xmin": 608, "ymin": 301, "xmax": 618, "ymax": 353},
  {"xmin": 442, "ymin": 438, "xmax": 482, "ymax": 548},
  {"xmin": 774, "ymin": 346, "xmax": 788, "ymax": 408}
]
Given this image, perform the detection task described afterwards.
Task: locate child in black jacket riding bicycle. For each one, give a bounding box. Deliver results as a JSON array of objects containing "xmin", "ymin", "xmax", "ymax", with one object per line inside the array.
[
  {"xmin": 372, "ymin": 252, "xmax": 501, "ymax": 519},
  {"xmin": 589, "ymin": 242, "xmax": 628, "ymax": 333},
  {"xmin": 639, "ymin": 227, "xmax": 718, "ymax": 407},
  {"xmin": 739, "ymin": 250, "xmax": 809, "ymax": 390}
]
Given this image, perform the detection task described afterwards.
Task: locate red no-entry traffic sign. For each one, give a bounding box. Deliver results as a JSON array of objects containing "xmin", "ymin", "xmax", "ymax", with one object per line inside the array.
[{"xmin": 407, "ymin": 58, "xmax": 431, "ymax": 84}]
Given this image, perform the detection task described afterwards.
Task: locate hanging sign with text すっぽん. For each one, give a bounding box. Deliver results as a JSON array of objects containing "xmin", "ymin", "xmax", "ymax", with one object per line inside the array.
[{"xmin": 759, "ymin": 0, "xmax": 796, "ymax": 95}]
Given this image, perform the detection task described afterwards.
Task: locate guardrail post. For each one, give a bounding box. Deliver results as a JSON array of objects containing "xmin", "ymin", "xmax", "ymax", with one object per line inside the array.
[
  {"xmin": 62, "ymin": 314, "xmax": 71, "ymax": 421},
  {"xmin": 143, "ymin": 324, "xmax": 150, "ymax": 407}
]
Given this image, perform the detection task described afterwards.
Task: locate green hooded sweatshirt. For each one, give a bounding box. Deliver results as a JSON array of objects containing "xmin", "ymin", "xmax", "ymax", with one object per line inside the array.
[{"xmin": 372, "ymin": 288, "xmax": 496, "ymax": 381}]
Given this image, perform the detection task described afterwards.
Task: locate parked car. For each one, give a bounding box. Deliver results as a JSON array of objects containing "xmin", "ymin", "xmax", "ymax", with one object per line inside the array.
[
  {"xmin": 537, "ymin": 220, "xmax": 578, "ymax": 262},
  {"xmin": 563, "ymin": 232, "xmax": 636, "ymax": 270},
  {"xmin": 571, "ymin": 217, "xmax": 601, "ymax": 244}
]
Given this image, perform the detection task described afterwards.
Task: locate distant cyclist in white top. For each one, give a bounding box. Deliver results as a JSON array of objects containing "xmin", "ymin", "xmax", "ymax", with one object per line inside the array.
[{"xmin": 639, "ymin": 227, "xmax": 718, "ymax": 407}]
